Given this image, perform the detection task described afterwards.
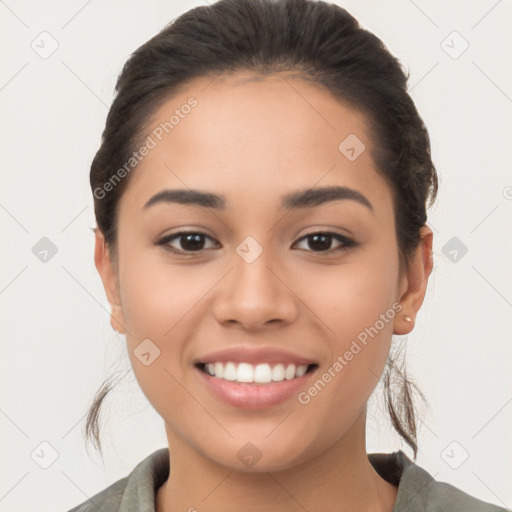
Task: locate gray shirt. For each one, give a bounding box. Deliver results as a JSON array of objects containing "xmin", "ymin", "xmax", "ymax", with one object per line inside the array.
[{"xmin": 67, "ymin": 448, "xmax": 509, "ymax": 511}]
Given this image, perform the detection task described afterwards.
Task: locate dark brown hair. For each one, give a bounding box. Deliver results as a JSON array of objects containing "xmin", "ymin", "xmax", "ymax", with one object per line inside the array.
[{"xmin": 85, "ymin": 0, "xmax": 438, "ymax": 460}]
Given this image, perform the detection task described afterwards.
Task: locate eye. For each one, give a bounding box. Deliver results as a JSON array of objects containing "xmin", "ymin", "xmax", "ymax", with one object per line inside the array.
[
  {"xmin": 156, "ymin": 231, "xmax": 219, "ymax": 253},
  {"xmin": 156, "ymin": 230, "xmax": 356, "ymax": 255},
  {"xmin": 292, "ymin": 231, "xmax": 356, "ymax": 254}
]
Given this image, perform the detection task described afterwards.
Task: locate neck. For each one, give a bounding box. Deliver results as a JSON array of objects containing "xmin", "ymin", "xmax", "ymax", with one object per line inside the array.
[{"xmin": 156, "ymin": 412, "xmax": 398, "ymax": 512}]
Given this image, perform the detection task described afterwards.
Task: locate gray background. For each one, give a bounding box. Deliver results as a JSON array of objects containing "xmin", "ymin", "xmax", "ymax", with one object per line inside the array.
[{"xmin": 1, "ymin": 0, "xmax": 511, "ymax": 510}]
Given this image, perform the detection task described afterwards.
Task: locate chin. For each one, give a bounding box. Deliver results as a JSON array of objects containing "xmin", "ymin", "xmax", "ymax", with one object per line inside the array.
[{"xmin": 201, "ymin": 436, "xmax": 316, "ymax": 474}]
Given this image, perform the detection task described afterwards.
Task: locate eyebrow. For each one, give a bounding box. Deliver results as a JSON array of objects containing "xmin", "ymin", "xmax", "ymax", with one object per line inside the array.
[{"xmin": 143, "ymin": 186, "xmax": 374, "ymax": 213}]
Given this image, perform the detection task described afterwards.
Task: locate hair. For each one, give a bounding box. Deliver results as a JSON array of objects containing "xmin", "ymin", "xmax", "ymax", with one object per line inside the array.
[{"xmin": 85, "ymin": 0, "xmax": 438, "ymax": 460}]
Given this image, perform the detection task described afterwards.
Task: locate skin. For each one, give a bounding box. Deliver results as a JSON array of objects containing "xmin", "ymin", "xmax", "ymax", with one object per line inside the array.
[{"xmin": 95, "ymin": 72, "xmax": 433, "ymax": 512}]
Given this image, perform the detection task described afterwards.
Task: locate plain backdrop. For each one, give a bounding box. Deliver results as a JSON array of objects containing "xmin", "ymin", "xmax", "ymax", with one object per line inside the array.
[{"xmin": 1, "ymin": 0, "xmax": 511, "ymax": 510}]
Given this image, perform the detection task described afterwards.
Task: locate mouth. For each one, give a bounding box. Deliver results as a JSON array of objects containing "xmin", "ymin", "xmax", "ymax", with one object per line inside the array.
[
  {"xmin": 195, "ymin": 361, "xmax": 319, "ymax": 385},
  {"xmin": 194, "ymin": 360, "xmax": 319, "ymax": 409}
]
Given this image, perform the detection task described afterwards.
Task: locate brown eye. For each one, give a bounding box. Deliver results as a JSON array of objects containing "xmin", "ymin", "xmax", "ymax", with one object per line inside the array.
[
  {"xmin": 156, "ymin": 230, "xmax": 356, "ymax": 256},
  {"xmin": 293, "ymin": 232, "xmax": 356, "ymax": 254},
  {"xmin": 157, "ymin": 231, "xmax": 218, "ymax": 253}
]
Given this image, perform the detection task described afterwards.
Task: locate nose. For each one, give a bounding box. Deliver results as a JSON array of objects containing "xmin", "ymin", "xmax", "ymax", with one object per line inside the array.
[{"xmin": 212, "ymin": 246, "xmax": 299, "ymax": 331}]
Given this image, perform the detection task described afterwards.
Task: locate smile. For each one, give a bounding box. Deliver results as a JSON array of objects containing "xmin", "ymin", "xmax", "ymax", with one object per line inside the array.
[{"xmin": 197, "ymin": 361, "xmax": 318, "ymax": 384}]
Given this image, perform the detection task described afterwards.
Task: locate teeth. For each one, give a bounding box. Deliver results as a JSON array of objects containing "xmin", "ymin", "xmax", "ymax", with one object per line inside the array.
[
  {"xmin": 214, "ymin": 362, "xmax": 223, "ymax": 379},
  {"xmin": 284, "ymin": 363, "xmax": 296, "ymax": 380},
  {"xmin": 254, "ymin": 363, "xmax": 272, "ymax": 383},
  {"xmin": 296, "ymin": 365, "xmax": 307, "ymax": 377},
  {"xmin": 202, "ymin": 362, "xmax": 311, "ymax": 383},
  {"xmin": 224, "ymin": 362, "xmax": 237, "ymax": 381},
  {"xmin": 237, "ymin": 363, "xmax": 254, "ymax": 383},
  {"xmin": 271, "ymin": 363, "xmax": 285, "ymax": 382}
]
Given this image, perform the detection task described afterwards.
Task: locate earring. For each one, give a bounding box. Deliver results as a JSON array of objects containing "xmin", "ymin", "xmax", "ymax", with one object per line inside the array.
[{"xmin": 403, "ymin": 315, "xmax": 412, "ymax": 322}]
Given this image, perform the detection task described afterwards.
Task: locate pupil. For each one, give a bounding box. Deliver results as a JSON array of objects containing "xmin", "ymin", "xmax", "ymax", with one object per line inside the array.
[
  {"xmin": 183, "ymin": 233, "xmax": 204, "ymax": 251},
  {"xmin": 309, "ymin": 234, "xmax": 331, "ymax": 251}
]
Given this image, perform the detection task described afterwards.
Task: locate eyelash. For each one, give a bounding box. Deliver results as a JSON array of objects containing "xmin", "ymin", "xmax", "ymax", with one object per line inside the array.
[{"xmin": 155, "ymin": 230, "xmax": 357, "ymax": 256}]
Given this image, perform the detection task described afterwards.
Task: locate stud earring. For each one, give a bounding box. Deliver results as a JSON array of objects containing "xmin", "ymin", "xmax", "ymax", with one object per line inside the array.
[{"xmin": 403, "ymin": 315, "xmax": 412, "ymax": 322}]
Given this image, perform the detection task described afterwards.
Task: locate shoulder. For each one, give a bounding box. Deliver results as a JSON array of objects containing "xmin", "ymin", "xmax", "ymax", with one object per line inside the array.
[
  {"xmin": 66, "ymin": 477, "xmax": 128, "ymax": 512},
  {"xmin": 423, "ymin": 479, "xmax": 509, "ymax": 512},
  {"xmin": 370, "ymin": 451, "xmax": 510, "ymax": 512},
  {"xmin": 66, "ymin": 448, "xmax": 170, "ymax": 512}
]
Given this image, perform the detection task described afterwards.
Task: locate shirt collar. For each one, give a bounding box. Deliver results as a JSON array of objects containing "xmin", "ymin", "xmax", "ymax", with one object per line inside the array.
[{"xmin": 117, "ymin": 447, "xmax": 432, "ymax": 511}]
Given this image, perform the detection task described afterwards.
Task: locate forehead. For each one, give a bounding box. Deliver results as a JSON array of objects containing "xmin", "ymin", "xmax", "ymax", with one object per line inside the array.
[{"xmin": 120, "ymin": 71, "xmax": 393, "ymax": 218}]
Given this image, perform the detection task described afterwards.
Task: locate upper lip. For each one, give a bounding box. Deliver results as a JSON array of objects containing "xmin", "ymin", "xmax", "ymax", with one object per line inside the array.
[{"xmin": 194, "ymin": 346, "xmax": 317, "ymax": 366}]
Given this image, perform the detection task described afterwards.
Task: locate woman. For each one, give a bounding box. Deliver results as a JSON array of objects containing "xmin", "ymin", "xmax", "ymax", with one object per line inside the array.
[{"xmin": 68, "ymin": 0, "xmax": 508, "ymax": 510}]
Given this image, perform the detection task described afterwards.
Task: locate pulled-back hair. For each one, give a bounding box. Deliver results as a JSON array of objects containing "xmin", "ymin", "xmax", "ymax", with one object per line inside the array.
[{"xmin": 86, "ymin": 0, "xmax": 438, "ymax": 460}]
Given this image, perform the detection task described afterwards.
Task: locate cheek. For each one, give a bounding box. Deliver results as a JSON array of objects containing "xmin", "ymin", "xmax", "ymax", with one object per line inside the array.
[
  {"xmin": 116, "ymin": 249, "xmax": 205, "ymax": 402},
  {"xmin": 119, "ymin": 247, "xmax": 206, "ymax": 341},
  {"xmin": 118, "ymin": 263, "xmax": 195, "ymax": 419},
  {"xmin": 298, "ymin": 253, "xmax": 399, "ymax": 404},
  {"xmin": 306, "ymin": 250, "xmax": 400, "ymax": 334}
]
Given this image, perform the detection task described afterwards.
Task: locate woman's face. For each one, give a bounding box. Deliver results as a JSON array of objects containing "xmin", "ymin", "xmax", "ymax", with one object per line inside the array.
[{"xmin": 97, "ymin": 72, "xmax": 428, "ymax": 472}]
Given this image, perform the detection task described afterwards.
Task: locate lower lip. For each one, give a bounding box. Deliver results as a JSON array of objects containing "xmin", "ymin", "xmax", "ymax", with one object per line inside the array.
[{"xmin": 195, "ymin": 366, "xmax": 317, "ymax": 409}]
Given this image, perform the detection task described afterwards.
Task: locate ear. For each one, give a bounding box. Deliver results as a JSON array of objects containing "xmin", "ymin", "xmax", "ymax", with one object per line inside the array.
[
  {"xmin": 393, "ymin": 224, "xmax": 434, "ymax": 335},
  {"xmin": 93, "ymin": 228, "xmax": 127, "ymax": 335}
]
